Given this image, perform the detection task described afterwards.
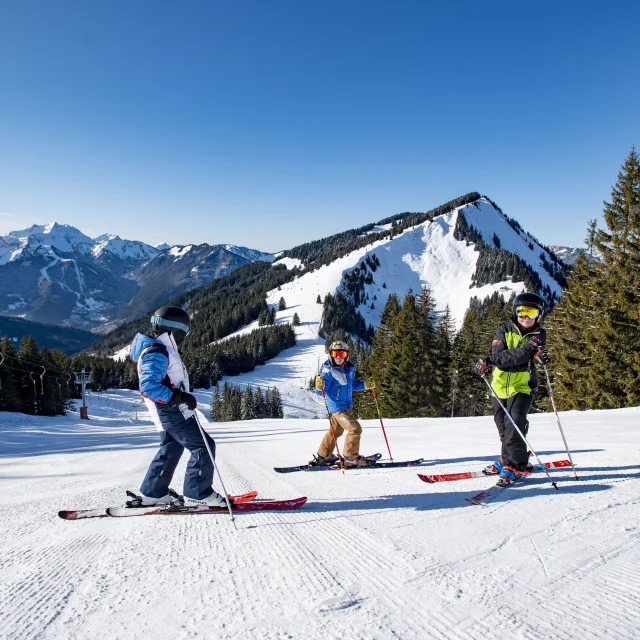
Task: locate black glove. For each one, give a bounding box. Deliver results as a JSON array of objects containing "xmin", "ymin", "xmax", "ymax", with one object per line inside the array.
[
  {"xmin": 473, "ymin": 357, "xmax": 490, "ymax": 376},
  {"xmin": 526, "ymin": 335, "xmax": 544, "ymax": 351},
  {"xmin": 534, "ymin": 348, "xmax": 551, "ymax": 366},
  {"xmin": 169, "ymin": 389, "xmax": 197, "ymax": 411}
]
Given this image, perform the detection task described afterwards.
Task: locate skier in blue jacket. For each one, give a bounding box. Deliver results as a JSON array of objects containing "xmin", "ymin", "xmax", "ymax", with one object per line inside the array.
[
  {"xmin": 129, "ymin": 306, "xmax": 226, "ymax": 508},
  {"xmin": 310, "ymin": 341, "xmax": 375, "ymax": 467}
]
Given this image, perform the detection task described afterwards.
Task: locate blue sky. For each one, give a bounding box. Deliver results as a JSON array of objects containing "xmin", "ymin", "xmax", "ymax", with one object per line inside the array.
[{"xmin": 0, "ymin": 1, "xmax": 638, "ymax": 252}]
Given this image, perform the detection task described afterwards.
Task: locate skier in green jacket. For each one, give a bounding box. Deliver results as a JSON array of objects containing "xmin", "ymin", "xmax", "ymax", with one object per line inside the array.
[{"xmin": 474, "ymin": 292, "xmax": 551, "ymax": 486}]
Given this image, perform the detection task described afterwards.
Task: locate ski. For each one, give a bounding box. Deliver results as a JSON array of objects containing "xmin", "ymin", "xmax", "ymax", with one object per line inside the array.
[
  {"xmin": 58, "ymin": 490, "xmax": 259, "ymax": 520},
  {"xmin": 418, "ymin": 459, "xmax": 571, "ymax": 484},
  {"xmin": 465, "ymin": 461, "xmax": 568, "ymax": 506},
  {"xmin": 274, "ymin": 457, "xmax": 424, "ymax": 473},
  {"xmin": 465, "ymin": 470, "xmax": 535, "ymax": 505},
  {"xmin": 106, "ymin": 496, "xmax": 307, "ymax": 517}
]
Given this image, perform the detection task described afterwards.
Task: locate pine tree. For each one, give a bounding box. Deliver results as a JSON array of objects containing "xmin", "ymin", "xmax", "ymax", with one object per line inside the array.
[
  {"xmin": 368, "ymin": 293, "xmax": 400, "ymax": 416},
  {"xmin": 292, "ymin": 313, "xmax": 301, "ymax": 326},
  {"xmin": 279, "ymin": 297, "xmax": 286, "ymax": 311},
  {"xmin": 384, "ymin": 292, "xmax": 422, "ymax": 417},
  {"xmin": 252, "ymin": 387, "xmax": 266, "ymax": 418},
  {"xmin": 240, "ymin": 385, "xmax": 254, "ymax": 420},
  {"xmin": 591, "ymin": 147, "xmax": 640, "ymax": 406},
  {"xmin": 546, "ymin": 253, "xmax": 600, "ymax": 408},
  {"xmin": 210, "ymin": 385, "xmax": 222, "ymax": 420},
  {"xmin": 229, "ymin": 387, "xmax": 242, "ymax": 421},
  {"xmin": 550, "ymin": 148, "xmax": 640, "ymax": 409},
  {"xmin": 0, "ymin": 338, "xmax": 22, "ymax": 412},
  {"xmin": 435, "ymin": 304, "xmax": 456, "ymax": 416}
]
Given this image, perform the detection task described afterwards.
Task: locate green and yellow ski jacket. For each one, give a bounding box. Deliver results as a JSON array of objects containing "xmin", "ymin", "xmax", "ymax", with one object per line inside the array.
[{"xmin": 489, "ymin": 320, "xmax": 546, "ymax": 399}]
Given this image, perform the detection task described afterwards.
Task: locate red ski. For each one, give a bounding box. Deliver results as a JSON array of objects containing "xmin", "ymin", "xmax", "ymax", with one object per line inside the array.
[
  {"xmin": 418, "ymin": 459, "xmax": 571, "ymax": 484},
  {"xmin": 58, "ymin": 491, "xmax": 259, "ymax": 520},
  {"xmin": 106, "ymin": 496, "xmax": 307, "ymax": 517}
]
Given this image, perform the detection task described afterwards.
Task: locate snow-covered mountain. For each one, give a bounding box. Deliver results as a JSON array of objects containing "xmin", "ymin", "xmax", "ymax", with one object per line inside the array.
[
  {"xmin": 213, "ymin": 198, "xmax": 564, "ymax": 417},
  {"xmin": 0, "ymin": 222, "xmax": 274, "ymax": 331}
]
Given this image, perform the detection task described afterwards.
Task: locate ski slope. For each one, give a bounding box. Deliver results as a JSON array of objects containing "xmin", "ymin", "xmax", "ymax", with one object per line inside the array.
[
  {"xmin": 1, "ymin": 392, "xmax": 639, "ymax": 639},
  {"xmin": 215, "ymin": 198, "xmax": 561, "ymax": 416}
]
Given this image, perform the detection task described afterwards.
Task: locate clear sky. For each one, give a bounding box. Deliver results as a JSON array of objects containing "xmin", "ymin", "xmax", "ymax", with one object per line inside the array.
[{"xmin": 1, "ymin": 1, "xmax": 638, "ymax": 252}]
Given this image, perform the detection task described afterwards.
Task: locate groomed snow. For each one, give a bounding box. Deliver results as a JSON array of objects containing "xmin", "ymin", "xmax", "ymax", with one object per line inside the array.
[{"xmin": 1, "ymin": 392, "xmax": 638, "ymax": 639}]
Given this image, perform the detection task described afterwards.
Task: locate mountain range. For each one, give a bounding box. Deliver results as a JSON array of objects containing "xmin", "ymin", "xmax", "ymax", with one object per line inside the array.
[{"xmin": 0, "ymin": 222, "xmax": 274, "ymax": 332}]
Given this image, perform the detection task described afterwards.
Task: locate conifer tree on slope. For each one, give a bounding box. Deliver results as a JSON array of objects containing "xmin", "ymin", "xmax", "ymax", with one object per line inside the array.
[
  {"xmin": 592, "ymin": 147, "xmax": 640, "ymax": 406},
  {"xmin": 369, "ymin": 293, "xmax": 400, "ymax": 417},
  {"xmin": 547, "ymin": 252, "xmax": 600, "ymax": 409},
  {"xmin": 241, "ymin": 385, "xmax": 254, "ymax": 420},
  {"xmin": 0, "ymin": 338, "xmax": 22, "ymax": 413},
  {"xmin": 385, "ymin": 292, "xmax": 423, "ymax": 417},
  {"xmin": 435, "ymin": 304, "xmax": 456, "ymax": 416},
  {"xmin": 552, "ymin": 148, "xmax": 640, "ymax": 409},
  {"xmin": 414, "ymin": 288, "xmax": 440, "ymax": 417}
]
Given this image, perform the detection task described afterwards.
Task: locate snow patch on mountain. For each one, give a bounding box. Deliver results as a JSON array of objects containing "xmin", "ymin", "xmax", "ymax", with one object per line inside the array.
[
  {"xmin": 364, "ymin": 223, "xmax": 393, "ymax": 236},
  {"xmin": 168, "ymin": 245, "xmax": 194, "ymax": 260},
  {"xmin": 91, "ymin": 235, "xmax": 159, "ymax": 262},
  {"xmin": 275, "ymin": 257, "xmax": 304, "ymax": 270}
]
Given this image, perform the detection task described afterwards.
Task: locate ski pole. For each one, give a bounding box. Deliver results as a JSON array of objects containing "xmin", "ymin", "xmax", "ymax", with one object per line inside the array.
[
  {"xmin": 371, "ymin": 389, "xmax": 393, "ymax": 461},
  {"xmin": 194, "ymin": 409, "xmax": 237, "ymax": 528},
  {"xmin": 321, "ymin": 389, "xmax": 345, "ymax": 474},
  {"xmin": 542, "ymin": 366, "xmax": 579, "ymax": 480},
  {"xmin": 480, "ymin": 375, "xmax": 558, "ymax": 490}
]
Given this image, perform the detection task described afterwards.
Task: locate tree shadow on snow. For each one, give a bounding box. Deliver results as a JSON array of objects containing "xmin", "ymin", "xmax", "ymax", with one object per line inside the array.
[{"xmin": 0, "ymin": 423, "xmax": 161, "ymax": 458}]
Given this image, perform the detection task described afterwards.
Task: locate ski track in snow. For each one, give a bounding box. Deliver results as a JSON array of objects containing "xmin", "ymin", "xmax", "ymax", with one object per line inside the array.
[{"xmin": 0, "ymin": 393, "xmax": 639, "ymax": 639}]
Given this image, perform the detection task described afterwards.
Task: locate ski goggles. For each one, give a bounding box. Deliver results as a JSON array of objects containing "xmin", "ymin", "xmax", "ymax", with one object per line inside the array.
[
  {"xmin": 150, "ymin": 316, "xmax": 191, "ymax": 336},
  {"xmin": 330, "ymin": 349, "xmax": 349, "ymax": 360},
  {"xmin": 515, "ymin": 306, "xmax": 541, "ymax": 319}
]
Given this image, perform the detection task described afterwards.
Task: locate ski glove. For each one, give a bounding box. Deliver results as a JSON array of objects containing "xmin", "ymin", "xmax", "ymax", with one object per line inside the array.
[
  {"xmin": 365, "ymin": 379, "xmax": 375, "ymax": 390},
  {"xmin": 473, "ymin": 357, "xmax": 490, "ymax": 376},
  {"xmin": 534, "ymin": 349, "xmax": 551, "ymax": 366},
  {"xmin": 315, "ymin": 375, "xmax": 325, "ymax": 391},
  {"xmin": 169, "ymin": 389, "xmax": 197, "ymax": 411},
  {"xmin": 526, "ymin": 335, "xmax": 544, "ymax": 351}
]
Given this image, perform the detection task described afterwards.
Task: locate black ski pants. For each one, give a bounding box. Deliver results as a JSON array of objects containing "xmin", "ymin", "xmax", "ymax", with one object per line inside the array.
[{"xmin": 491, "ymin": 391, "xmax": 535, "ymax": 470}]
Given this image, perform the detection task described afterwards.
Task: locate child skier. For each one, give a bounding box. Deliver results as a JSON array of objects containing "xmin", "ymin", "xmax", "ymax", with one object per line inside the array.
[
  {"xmin": 310, "ymin": 340, "xmax": 375, "ymax": 467},
  {"xmin": 474, "ymin": 292, "xmax": 551, "ymax": 486},
  {"xmin": 129, "ymin": 306, "xmax": 226, "ymax": 508}
]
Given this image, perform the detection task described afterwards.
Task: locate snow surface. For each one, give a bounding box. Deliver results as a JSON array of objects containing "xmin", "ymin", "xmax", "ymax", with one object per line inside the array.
[{"xmin": 1, "ymin": 392, "xmax": 638, "ymax": 639}]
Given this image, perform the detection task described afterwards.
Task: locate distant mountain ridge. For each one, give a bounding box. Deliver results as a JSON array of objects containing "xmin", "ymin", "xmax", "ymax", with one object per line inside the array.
[
  {"xmin": 0, "ymin": 222, "xmax": 274, "ymax": 332},
  {"xmin": 548, "ymin": 245, "xmax": 601, "ymax": 266}
]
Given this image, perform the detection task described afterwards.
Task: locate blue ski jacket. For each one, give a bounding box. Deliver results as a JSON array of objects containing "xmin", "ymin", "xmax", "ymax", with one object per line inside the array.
[
  {"xmin": 315, "ymin": 359, "xmax": 365, "ymax": 413},
  {"xmin": 129, "ymin": 332, "xmax": 193, "ymax": 431}
]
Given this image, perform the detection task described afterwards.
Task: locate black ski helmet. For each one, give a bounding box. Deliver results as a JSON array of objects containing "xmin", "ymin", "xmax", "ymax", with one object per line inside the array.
[
  {"xmin": 150, "ymin": 306, "xmax": 191, "ymax": 344},
  {"xmin": 512, "ymin": 292, "xmax": 546, "ymax": 321}
]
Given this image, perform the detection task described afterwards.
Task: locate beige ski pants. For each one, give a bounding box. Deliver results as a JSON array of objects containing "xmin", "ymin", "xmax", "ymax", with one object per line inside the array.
[{"xmin": 318, "ymin": 410, "xmax": 362, "ymax": 458}]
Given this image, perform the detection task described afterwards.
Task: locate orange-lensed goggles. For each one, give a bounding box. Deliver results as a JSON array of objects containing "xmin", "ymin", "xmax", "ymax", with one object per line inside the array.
[
  {"xmin": 515, "ymin": 306, "xmax": 540, "ymax": 319},
  {"xmin": 330, "ymin": 350, "xmax": 349, "ymax": 359}
]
